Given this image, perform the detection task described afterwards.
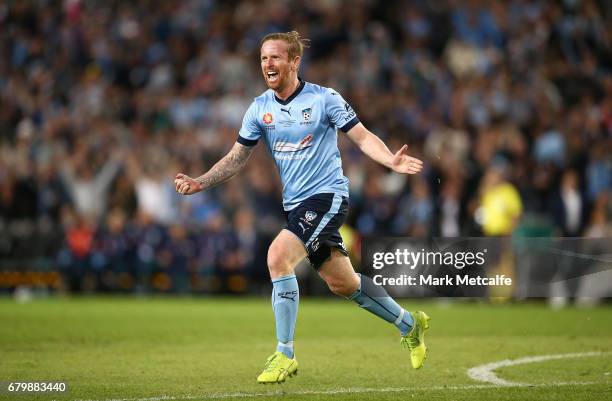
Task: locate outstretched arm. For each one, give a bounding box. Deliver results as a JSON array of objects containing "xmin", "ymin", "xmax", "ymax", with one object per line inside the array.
[
  {"xmin": 174, "ymin": 142, "xmax": 254, "ymax": 195},
  {"xmin": 346, "ymin": 123, "xmax": 423, "ymax": 175}
]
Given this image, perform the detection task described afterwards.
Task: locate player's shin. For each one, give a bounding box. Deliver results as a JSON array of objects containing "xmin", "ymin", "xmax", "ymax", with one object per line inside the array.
[
  {"xmin": 272, "ymin": 274, "xmax": 299, "ymax": 358},
  {"xmin": 348, "ymin": 273, "xmax": 414, "ymax": 335}
]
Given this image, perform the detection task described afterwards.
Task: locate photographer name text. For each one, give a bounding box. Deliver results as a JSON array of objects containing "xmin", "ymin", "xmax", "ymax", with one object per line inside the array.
[{"xmin": 373, "ymin": 274, "xmax": 512, "ymax": 286}]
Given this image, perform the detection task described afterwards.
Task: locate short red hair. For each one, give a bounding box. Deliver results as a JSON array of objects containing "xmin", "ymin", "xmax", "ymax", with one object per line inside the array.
[{"xmin": 260, "ymin": 31, "xmax": 310, "ymax": 59}]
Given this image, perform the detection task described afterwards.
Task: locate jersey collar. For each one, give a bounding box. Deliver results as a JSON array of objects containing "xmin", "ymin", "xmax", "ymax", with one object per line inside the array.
[{"xmin": 274, "ymin": 78, "xmax": 305, "ymax": 106}]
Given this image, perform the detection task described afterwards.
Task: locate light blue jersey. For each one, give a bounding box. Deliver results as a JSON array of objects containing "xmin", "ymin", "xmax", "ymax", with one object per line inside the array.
[{"xmin": 238, "ymin": 80, "xmax": 359, "ymax": 210}]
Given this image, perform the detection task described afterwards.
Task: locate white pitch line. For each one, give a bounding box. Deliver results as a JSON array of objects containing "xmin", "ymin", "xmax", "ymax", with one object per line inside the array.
[
  {"xmin": 467, "ymin": 351, "xmax": 608, "ymax": 386},
  {"xmin": 69, "ymin": 351, "xmax": 611, "ymax": 401},
  {"xmin": 70, "ymin": 380, "xmax": 603, "ymax": 401}
]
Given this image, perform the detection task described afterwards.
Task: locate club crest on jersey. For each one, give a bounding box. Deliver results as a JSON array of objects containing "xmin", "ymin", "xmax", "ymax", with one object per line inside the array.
[
  {"xmin": 263, "ymin": 112, "xmax": 273, "ymax": 124},
  {"xmin": 302, "ymin": 108, "xmax": 312, "ymax": 121}
]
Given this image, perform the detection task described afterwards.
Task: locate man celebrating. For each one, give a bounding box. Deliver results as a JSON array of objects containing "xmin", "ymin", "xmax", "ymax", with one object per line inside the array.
[{"xmin": 174, "ymin": 31, "xmax": 429, "ymax": 384}]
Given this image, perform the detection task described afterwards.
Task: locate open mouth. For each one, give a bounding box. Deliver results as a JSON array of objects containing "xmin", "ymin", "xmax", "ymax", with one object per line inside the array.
[{"xmin": 267, "ymin": 71, "xmax": 279, "ymax": 83}]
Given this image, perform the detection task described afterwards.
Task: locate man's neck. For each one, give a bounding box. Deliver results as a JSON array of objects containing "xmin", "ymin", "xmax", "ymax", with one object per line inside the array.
[{"xmin": 274, "ymin": 77, "xmax": 300, "ymax": 101}]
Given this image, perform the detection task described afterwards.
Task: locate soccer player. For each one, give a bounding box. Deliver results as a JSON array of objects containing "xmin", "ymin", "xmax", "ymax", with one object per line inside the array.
[{"xmin": 174, "ymin": 31, "xmax": 429, "ymax": 383}]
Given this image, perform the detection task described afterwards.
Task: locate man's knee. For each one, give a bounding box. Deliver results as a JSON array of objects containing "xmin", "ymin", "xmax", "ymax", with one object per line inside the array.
[
  {"xmin": 266, "ymin": 230, "xmax": 309, "ymax": 279},
  {"xmin": 322, "ymin": 251, "xmax": 360, "ymax": 297},
  {"xmin": 267, "ymin": 247, "xmax": 291, "ymax": 277},
  {"xmin": 327, "ymin": 278, "xmax": 358, "ymax": 297},
  {"xmin": 267, "ymin": 236, "xmax": 301, "ymax": 278}
]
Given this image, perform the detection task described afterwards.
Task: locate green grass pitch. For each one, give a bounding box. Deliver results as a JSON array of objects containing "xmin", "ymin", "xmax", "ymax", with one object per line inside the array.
[{"xmin": 0, "ymin": 297, "xmax": 610, "ymax": 401}]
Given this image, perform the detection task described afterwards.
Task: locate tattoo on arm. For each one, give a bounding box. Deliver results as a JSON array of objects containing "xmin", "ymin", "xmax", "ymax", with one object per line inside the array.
[{"xmin": 195, "ymin": 143, "xmax": 253, "ymax": 190}]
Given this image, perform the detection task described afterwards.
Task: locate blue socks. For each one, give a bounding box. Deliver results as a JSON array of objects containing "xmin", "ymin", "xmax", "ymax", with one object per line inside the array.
[
  {"xmin": 271, "ymin": 273, "xmax": 411, "ymax": 358},
  {"xmin": 272, "ymin": 274, "xmax": 299, "ymax": 358},
  {"xmin": 349, "ymin": 274, "xmax": 414, "ymax": 335}
]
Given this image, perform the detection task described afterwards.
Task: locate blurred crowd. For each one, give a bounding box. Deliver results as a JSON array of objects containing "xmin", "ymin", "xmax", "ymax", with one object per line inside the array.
[{"xmin": 0, "ymin": 0, "xmax": 610, "ymax": 293}]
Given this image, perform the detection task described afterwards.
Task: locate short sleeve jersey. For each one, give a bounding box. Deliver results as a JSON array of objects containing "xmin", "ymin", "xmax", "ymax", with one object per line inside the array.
[{"xmin": 238, "ymin": 80, "xmax": 359, "ymax": 211}]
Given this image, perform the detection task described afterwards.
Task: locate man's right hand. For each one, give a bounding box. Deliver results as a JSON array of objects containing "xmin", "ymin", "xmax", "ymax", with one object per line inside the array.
[{"xmin": 174, "ymin": 173, "xmax": 203, "ymax": 195}]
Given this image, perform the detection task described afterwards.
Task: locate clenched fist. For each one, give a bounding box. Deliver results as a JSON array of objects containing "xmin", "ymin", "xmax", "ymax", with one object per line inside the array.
[{"xmin": 174, "ymin": 173, "xmax": 203, "ymax": 195}]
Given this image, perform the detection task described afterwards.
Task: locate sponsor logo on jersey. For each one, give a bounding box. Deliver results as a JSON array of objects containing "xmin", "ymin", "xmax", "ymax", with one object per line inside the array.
[
  {"xmin": 279, "ymin": 107, "xmax": 296, "ymax": 127},
  {"xmin": 274, "ymin": 153, "xmax": 313, "ymax": 160},
  {"xmin": 273, "ymin": 134, "xmax": 313, "ymax": 152},
  {"xmin": 263, "ymin": 112, "xmax": 273, "ymax": 124}
]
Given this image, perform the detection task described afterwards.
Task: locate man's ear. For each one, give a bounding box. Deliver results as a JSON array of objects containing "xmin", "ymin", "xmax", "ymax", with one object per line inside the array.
[{"xmin": 292, "ymin": 56, "xmax": 301, "ymax": 72}]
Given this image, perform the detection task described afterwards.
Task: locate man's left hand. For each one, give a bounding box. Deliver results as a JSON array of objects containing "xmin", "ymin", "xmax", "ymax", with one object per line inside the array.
[{"xmin": 390, "ymin": 145, "xmax": 424, "ymax": 175}]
